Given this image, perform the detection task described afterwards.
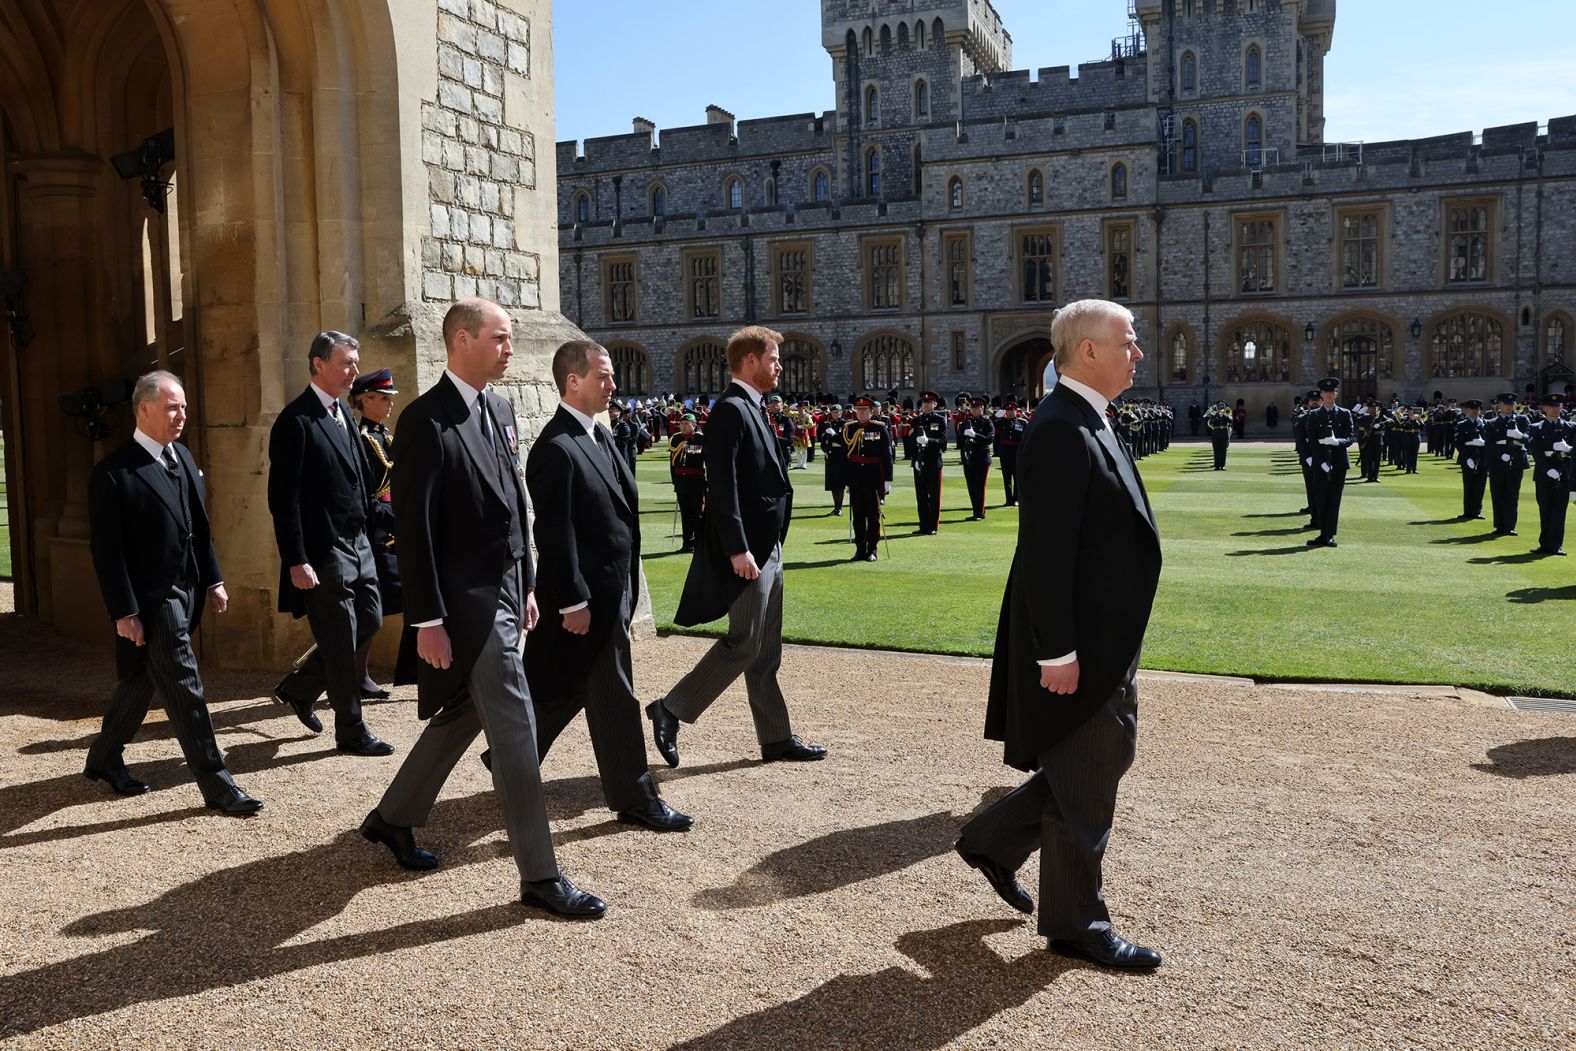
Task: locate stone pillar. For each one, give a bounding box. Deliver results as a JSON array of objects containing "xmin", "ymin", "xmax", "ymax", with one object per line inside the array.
[{"xmin": 11, "ymin": 154, "xmax": 116, "ymax": 636}]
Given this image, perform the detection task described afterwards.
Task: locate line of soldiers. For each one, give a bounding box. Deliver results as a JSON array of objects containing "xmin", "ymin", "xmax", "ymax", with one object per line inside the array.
[{"xmin": 1458, "ymin": 392, "xmax": 1573, "ymax": 553}]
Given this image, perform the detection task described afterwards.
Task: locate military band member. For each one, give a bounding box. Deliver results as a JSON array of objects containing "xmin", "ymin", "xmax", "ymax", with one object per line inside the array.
[
  {"xmin": 1356, "ymin": 398, "xmax": 1387, "ymax": 483},
  {"xmin": 1204, "ymin": 401, "xmax": 1232, "ymax": 470},
  {"xmin": 350, "ymin": 367, "xmax": 402, "ymax": 699},
  {"xmin": 911, "ymin": 391, "xmax": 948, "ymax": 535},
  {"xmin": 952, "ymin": 393, "xmax": 972, "ymax": 468},
  {"xmin": 669, "ymin": 413, "xmax": 707, "ymax": 553},
  {"xmin": 1396, "ymin": 404, "xmax": 1423, "ymax": 474},
  {"xmin": 1455, "ymin": 400, "xmax": 1490, "ymax": 520},
  {"xmin": 1305, "ymin": 377, "xmax": 1354, "ymax": 548},
  {"xmin": 844, "ymin": 397, "xmax": 894, "ymax": 561},
  {"xmin": 1484, "ymin": 393, "xmax": 1532, "ymax": 536},
  {"xmin": 994, "ymin": 400, "xmax": 1027, "ymax": 506},
  {"xmin": 1528, "ymin": 393, "xmax": 1573, "ymax": 555},
  {"xmin": 960, "ymin": 396, "xmax": 995, "ymax": 520}
]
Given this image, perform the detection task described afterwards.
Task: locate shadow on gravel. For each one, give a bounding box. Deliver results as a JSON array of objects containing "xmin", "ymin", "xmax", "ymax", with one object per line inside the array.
[
  {"xmin": 692, "ymin": 788, "xmax": 1009, "ymax": 911},
  {"xmin": 666, "ymin": 918, "xmax": 1071, "ymax": 1051},
  {"xmin": 1505, "ymin": 585, "xmax": 1576, "ymax": 604},
  {"xmin": 1471, "ymin": 737, "xmax": 1576, "ymax": 779},
  {"xmin": 0, "ymin": 730, "xmax": 331, "ymax": 850},
  {"xmin": 0, "ymin": 791, "xmax": 530, "ymax": 1040}
]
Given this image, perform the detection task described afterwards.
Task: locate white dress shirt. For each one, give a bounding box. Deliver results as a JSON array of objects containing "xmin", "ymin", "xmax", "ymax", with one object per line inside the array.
[
  {"xmin": 1037, "ymin": 373, "xmax": 1112, "ymax": 669},
  {"xmin": 733, "ymin": 377, "xmax": 766, "ymax": 409}
]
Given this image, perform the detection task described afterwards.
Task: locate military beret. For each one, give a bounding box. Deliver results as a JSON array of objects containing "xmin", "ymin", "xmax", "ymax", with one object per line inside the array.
[
  {"xmin": 767, "ymin": 394, "xmax": 784, "ymax": 404},
  {"xmin": 830, "ymin": 403, "xmax": 843, "ymax": 410},
  {"xmin": 350, "ymin": 367, "xmax": 397, "ymax": 396},
  {"xmin": 680, "ymin": 412, "xmax": 697, "ymax": 421}
]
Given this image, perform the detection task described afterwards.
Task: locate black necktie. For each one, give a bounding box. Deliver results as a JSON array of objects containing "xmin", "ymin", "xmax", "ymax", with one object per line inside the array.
[
  {"xmin": 161, "ymin": 446, "xmax": 179, "ymax": 476},
  {"xmin": 477, "ymin": 394, "xmax": 496, "ymax": 450}
]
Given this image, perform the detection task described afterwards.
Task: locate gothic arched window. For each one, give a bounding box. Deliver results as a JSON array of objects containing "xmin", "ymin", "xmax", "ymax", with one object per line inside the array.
[
  {"xmin": 1028, "ymin": 169, "xmax": 1044, "ymax": 205},
  {"xmin": 1182, "ymin": 119, "xmax": 1199, "ymax": 173},
  {"xmin": 866, "ymin": 84, "xmax": 879, "ymax": 126},
  {"xmin": 914, "ymin": 79, "xmax": 929, "ymax": 119},
  {"xmin": 1221, "ymin": 317, "xmax": 1293, "ymax": 383},
  {"xmin": 681, "ymin": 341, "xmax": 730, "ymax": 395},
  {"xmin": 859, "ymin": 334, "xmax": 915, "ymax": 391},
  {"xmin": 573, "ymin": 192, "xmax": 590, "ymax": 224},
  {"xmin": 948, "ymin": 177, "xmax": 963, "ymax": 210},
  {"xmin": 1245, "ymin": 114, "xmax": 1263, "ymax": 165},
  {"xmin": 1181, "ymin": 51, "xmax": 1197, "ymax": 94},
  {"xmin": 1429, "ymin": 312, "xmax": 1507, "ymax": 378},
  {"xmin": 726, "ymin": 177, "xmax": 743, "ymax": 210},
  {"xmin": 812, "ymin": 168, "xmax": 830, "ymax": 203},
  {"xmin": 607, "ymin": 343, "xmax": 650, "ymax": 395},
  {"xmin": 1246, "ymin": 45, "xmax": 1263, "ymax": 88},
  {"xmin": 1111, "ymin": 163, "xmax": 1128, "ymax": 201},
  {"xmin": 649, "ymin": 184, "xmax": 666, "ymax": 217},
  {"xmin": 866, "ymin": 149, "xmax": 882, "ymax": 197}
]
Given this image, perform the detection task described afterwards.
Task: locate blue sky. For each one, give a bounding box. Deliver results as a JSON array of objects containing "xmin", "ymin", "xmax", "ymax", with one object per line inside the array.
[{"xmin": 554, "ymin": 0, "xmax": 1576, "ymax": 146}]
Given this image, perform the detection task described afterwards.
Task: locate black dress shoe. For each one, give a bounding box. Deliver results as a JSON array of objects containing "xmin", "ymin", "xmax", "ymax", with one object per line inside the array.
[
  {"xmin": 1323, "ymin": 538, "xmax": 1338, "ymax": 548},
  {"xmin": 1305, "ymin": 536, "xmax": 1325, "ymax": 547},
  {"xmin": 1049, "ymin": 929, "xmax": 1161, "ymax": 970},
  {"xmin": 521, "ymin": 875, "xmax": 606, "ymax": 918},
  {"xmin": 646, "ymin": 698, "xmax": 680, "ymax": 768},
  {"xmin": 617, "ymin": 797, "xmax": 694, "ymax": 831},
  {"xmin": 84, "ymin": 766, "xmax": 150, "ymax": 796},
  {"xmin": 359, "ymin": 808, "xmax": 438, "ymax": 869},
  {"xmin": 360, "ymin": 681, "xmax": 391, "ymax": 700},
  {"xmin": 273, "ymin": 685, "xmax": 323, "ymax": 734},
  {"xmin": 205, "ymin": 784, "xmax": 264, "ymax": 817},
  {"xmin": 864, "ymin": 553, "xmax": 878, "ymax": 562},
  {"xmin": 336, "ymin": 728, "xmax": 395, "ymax": 757},
  {"xmin": 954, "ymin": 839, "xmax": 1032, "ymax": 914},
  {"xmin": 480, "ymin": 748, "xmax": 493, "ymax": 772},
  {"xmin": 761, "ymin": 735, "xmax": 827, "ymax": 762}
]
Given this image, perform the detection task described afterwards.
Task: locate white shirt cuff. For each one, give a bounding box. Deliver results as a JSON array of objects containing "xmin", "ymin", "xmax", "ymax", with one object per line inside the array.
[
  {"xmin": 1038, "ymin": 651, "xmax": 1077, "ymax": 667},
  {"xmin": 412, "ymin": 618, "xmax": 443, "ymax": 628},
  {"xmin": 558, "ymin": 601, "xmax": 589, "ymax": 615}
]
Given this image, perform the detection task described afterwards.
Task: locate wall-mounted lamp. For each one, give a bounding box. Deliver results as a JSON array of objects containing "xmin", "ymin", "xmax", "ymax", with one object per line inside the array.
[
  {"xmin": 1304, "ymin": 322, "xmax": 1316, "ymax": 343},
  {"xmin": 1410, "ymin": 318, "xmax": 1423, "ymax": 340}
]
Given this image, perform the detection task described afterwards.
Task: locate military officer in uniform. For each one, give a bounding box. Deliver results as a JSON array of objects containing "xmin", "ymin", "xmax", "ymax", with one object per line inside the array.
[
  {"xmin": 844, "ymin": 396, "xmax": 894, "ymax": 561},
  {"xmin": 1305, "ymin": 377, "xmax": 1355, "ymax": 548},
  {"xmin": 350, "ymin": 367, "xmax": 402, "ymax": 699},
  {"xmin": 609, "ymin": 401, "xmax": 649, "ymax": 475},
  {"xmin": 1528, "ymin": 393, "xmax": 1573, "ymax": 555},
  {"xmin": 959, "ymin": 396, "xmax": 995, "ymax": 520},
  {"xmin": 669, "ymin": 412, "xmax": 707, "ymax": 553},
  {"xmin": 1455, "ymin": 400, "xmax": 1490, "ymax": 520},
  {"xmin": 910, "ymin": 391, "xmax": 948, "ymax": 535},
  {"xmin": 1484, "ymin": 392, "xmax": 1532, "ymax": 536},
  {"xmin": 995, "ymin": 400, "xmax": 1028, "ymax": 507},
  {"xmin": 819, "ymin": 403, "xmax": 848, "ymax": 515}
]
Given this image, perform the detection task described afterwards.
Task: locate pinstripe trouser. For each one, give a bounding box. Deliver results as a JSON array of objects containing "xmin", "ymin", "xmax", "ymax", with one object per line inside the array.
[
  {"xmin": 376, "ymin": 565, "xmax": 558, "ymax": 883},
  {"xmin": 86, "ymin": 582, "xmax": 236, "ymax": 802},
  {"xmin": 534, "ymin": 586, "xmax": 659, "ymax": 812},
  {"xmin": 664, "ymin": 544, "xmax": 794, "ymax": 746},
  {"xmin": 278, "ymin": 532, "xmax": 382, "ymax": 734},
  {"xmin": 959, "ymin": 657, "xmax": 1141, "ymax": 940}
]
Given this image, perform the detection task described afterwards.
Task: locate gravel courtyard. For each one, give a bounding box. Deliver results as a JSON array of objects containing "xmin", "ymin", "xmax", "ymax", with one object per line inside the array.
[{"xmin": 0, "ymin": 593, "xmax": 1571, "ymax": 1049}]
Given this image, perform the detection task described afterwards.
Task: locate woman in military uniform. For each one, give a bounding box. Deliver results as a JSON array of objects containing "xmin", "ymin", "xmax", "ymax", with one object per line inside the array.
[{"xmin": 349, "ymin": 367, "xmax": 401, "ymax": 699}]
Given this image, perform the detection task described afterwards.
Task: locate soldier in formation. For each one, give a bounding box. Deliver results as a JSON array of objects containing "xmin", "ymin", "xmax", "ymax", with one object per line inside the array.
[
  {"xmin": 1355, "ymin": 398, "xmax": 1387, "ymax": 483},
  {"xmin": 958, "ymin": 396, "xmax": 995, "ymax": 520},
  {"xmin": 843, "ymin": 396, "xmax": 894, "ymax": 562},
  {"xmin": 1304, "ymin": 377, "xmax": 1355, "ymax": 548},
  {"xmin": 1528, "ymin": 393, "xmax": 1573, "ymax": 556},
  {"xmin": 994, "ymin": 400, "xmax": 1026, "ymax": 506},
  {"xmin": 1455, "ymin": 399, "xmax": 1490, "ymax": 521},
  {"xmin": 1484, "ymin": 393, "xmax": 1532, "ymax": 537},
  {"xmin": 910, "ymin": 391, "xmax": 948, "ymax": 534},
  {"xmin": 668, "ymin": 412, "xmax": 706, "ymax": 553}
]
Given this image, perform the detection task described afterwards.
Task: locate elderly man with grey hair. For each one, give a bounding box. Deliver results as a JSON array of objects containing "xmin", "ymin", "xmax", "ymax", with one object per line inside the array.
[
  {"xmin": 955, "ymin": 299, "xmax": 1165, "ymax": 970},
  {"xmin": 84, "ymin": 370, "xmax": 261, "ymax": 815}
]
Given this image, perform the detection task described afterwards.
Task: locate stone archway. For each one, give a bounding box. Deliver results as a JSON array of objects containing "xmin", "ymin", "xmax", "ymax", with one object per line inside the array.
[
  {"xmin": 998, "ymin": 336, "xmax": 1053, "ymax": 402},
  {"xmin": 0, "ymin": 0, "xmax": 581, "ymax": 666}
]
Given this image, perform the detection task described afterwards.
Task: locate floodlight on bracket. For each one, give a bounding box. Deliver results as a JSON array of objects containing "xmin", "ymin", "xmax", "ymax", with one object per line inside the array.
[{"xmin": 110, "ymin": 128, "xmax": 176, "ymax": 213}]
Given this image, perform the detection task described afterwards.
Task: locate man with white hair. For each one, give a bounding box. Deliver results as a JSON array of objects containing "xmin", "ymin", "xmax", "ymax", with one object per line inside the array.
[
  {"xmin": 956, "ymin": 299, "xmax": 1164, "ymax": 970},
  {"xmin": 84, "ymin": 370, "xmax": 261, "ymax": 816}
]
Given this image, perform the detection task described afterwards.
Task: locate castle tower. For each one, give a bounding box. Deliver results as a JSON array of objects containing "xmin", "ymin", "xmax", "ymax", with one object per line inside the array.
[
  {"xmin": 1135, "ymin": 0, "xmax": 1337, "ymax": 178},
  {"xmin": 821, "ymin": 0, "xmax": 1012, "ymax": 200}
]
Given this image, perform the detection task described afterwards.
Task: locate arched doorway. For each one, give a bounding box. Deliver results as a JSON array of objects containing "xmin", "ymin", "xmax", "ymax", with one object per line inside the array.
[
  {"xmin": 999, "ymin": 337, "xmax": 1054, "ymax": 402},
  {"xmin": 1321, "ymin": 314, "xmax": 1396, "ymax": 405}
]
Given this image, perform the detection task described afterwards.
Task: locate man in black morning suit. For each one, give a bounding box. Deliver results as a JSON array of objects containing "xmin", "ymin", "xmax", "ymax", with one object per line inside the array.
[
  {"xmin": 956, "ymin": 300, "xmax": 1163, "ymax": 970},
  {"xmin": 508, "ymin": 340, "xmax": 691, "ymax": 831},
  {"xmin": 647, "ymin": 325, "xmax": 826, "ymax": 767},
  {"xmin": 267, "ymin": 331, "xmax": 392, "ymax": 756},
  {"xmin": 85, "ymin": 371, "xmax": 261, "ymax": 816},
  {"xmin": 363, "ymin": 298, "xmax": 605, "ymax": 918}
]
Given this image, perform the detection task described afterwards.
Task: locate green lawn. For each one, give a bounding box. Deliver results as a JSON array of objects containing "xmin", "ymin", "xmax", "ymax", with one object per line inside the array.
[{"xmin": 632, "ymin": 440, "xmax": 1574, "ymax": 698}]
